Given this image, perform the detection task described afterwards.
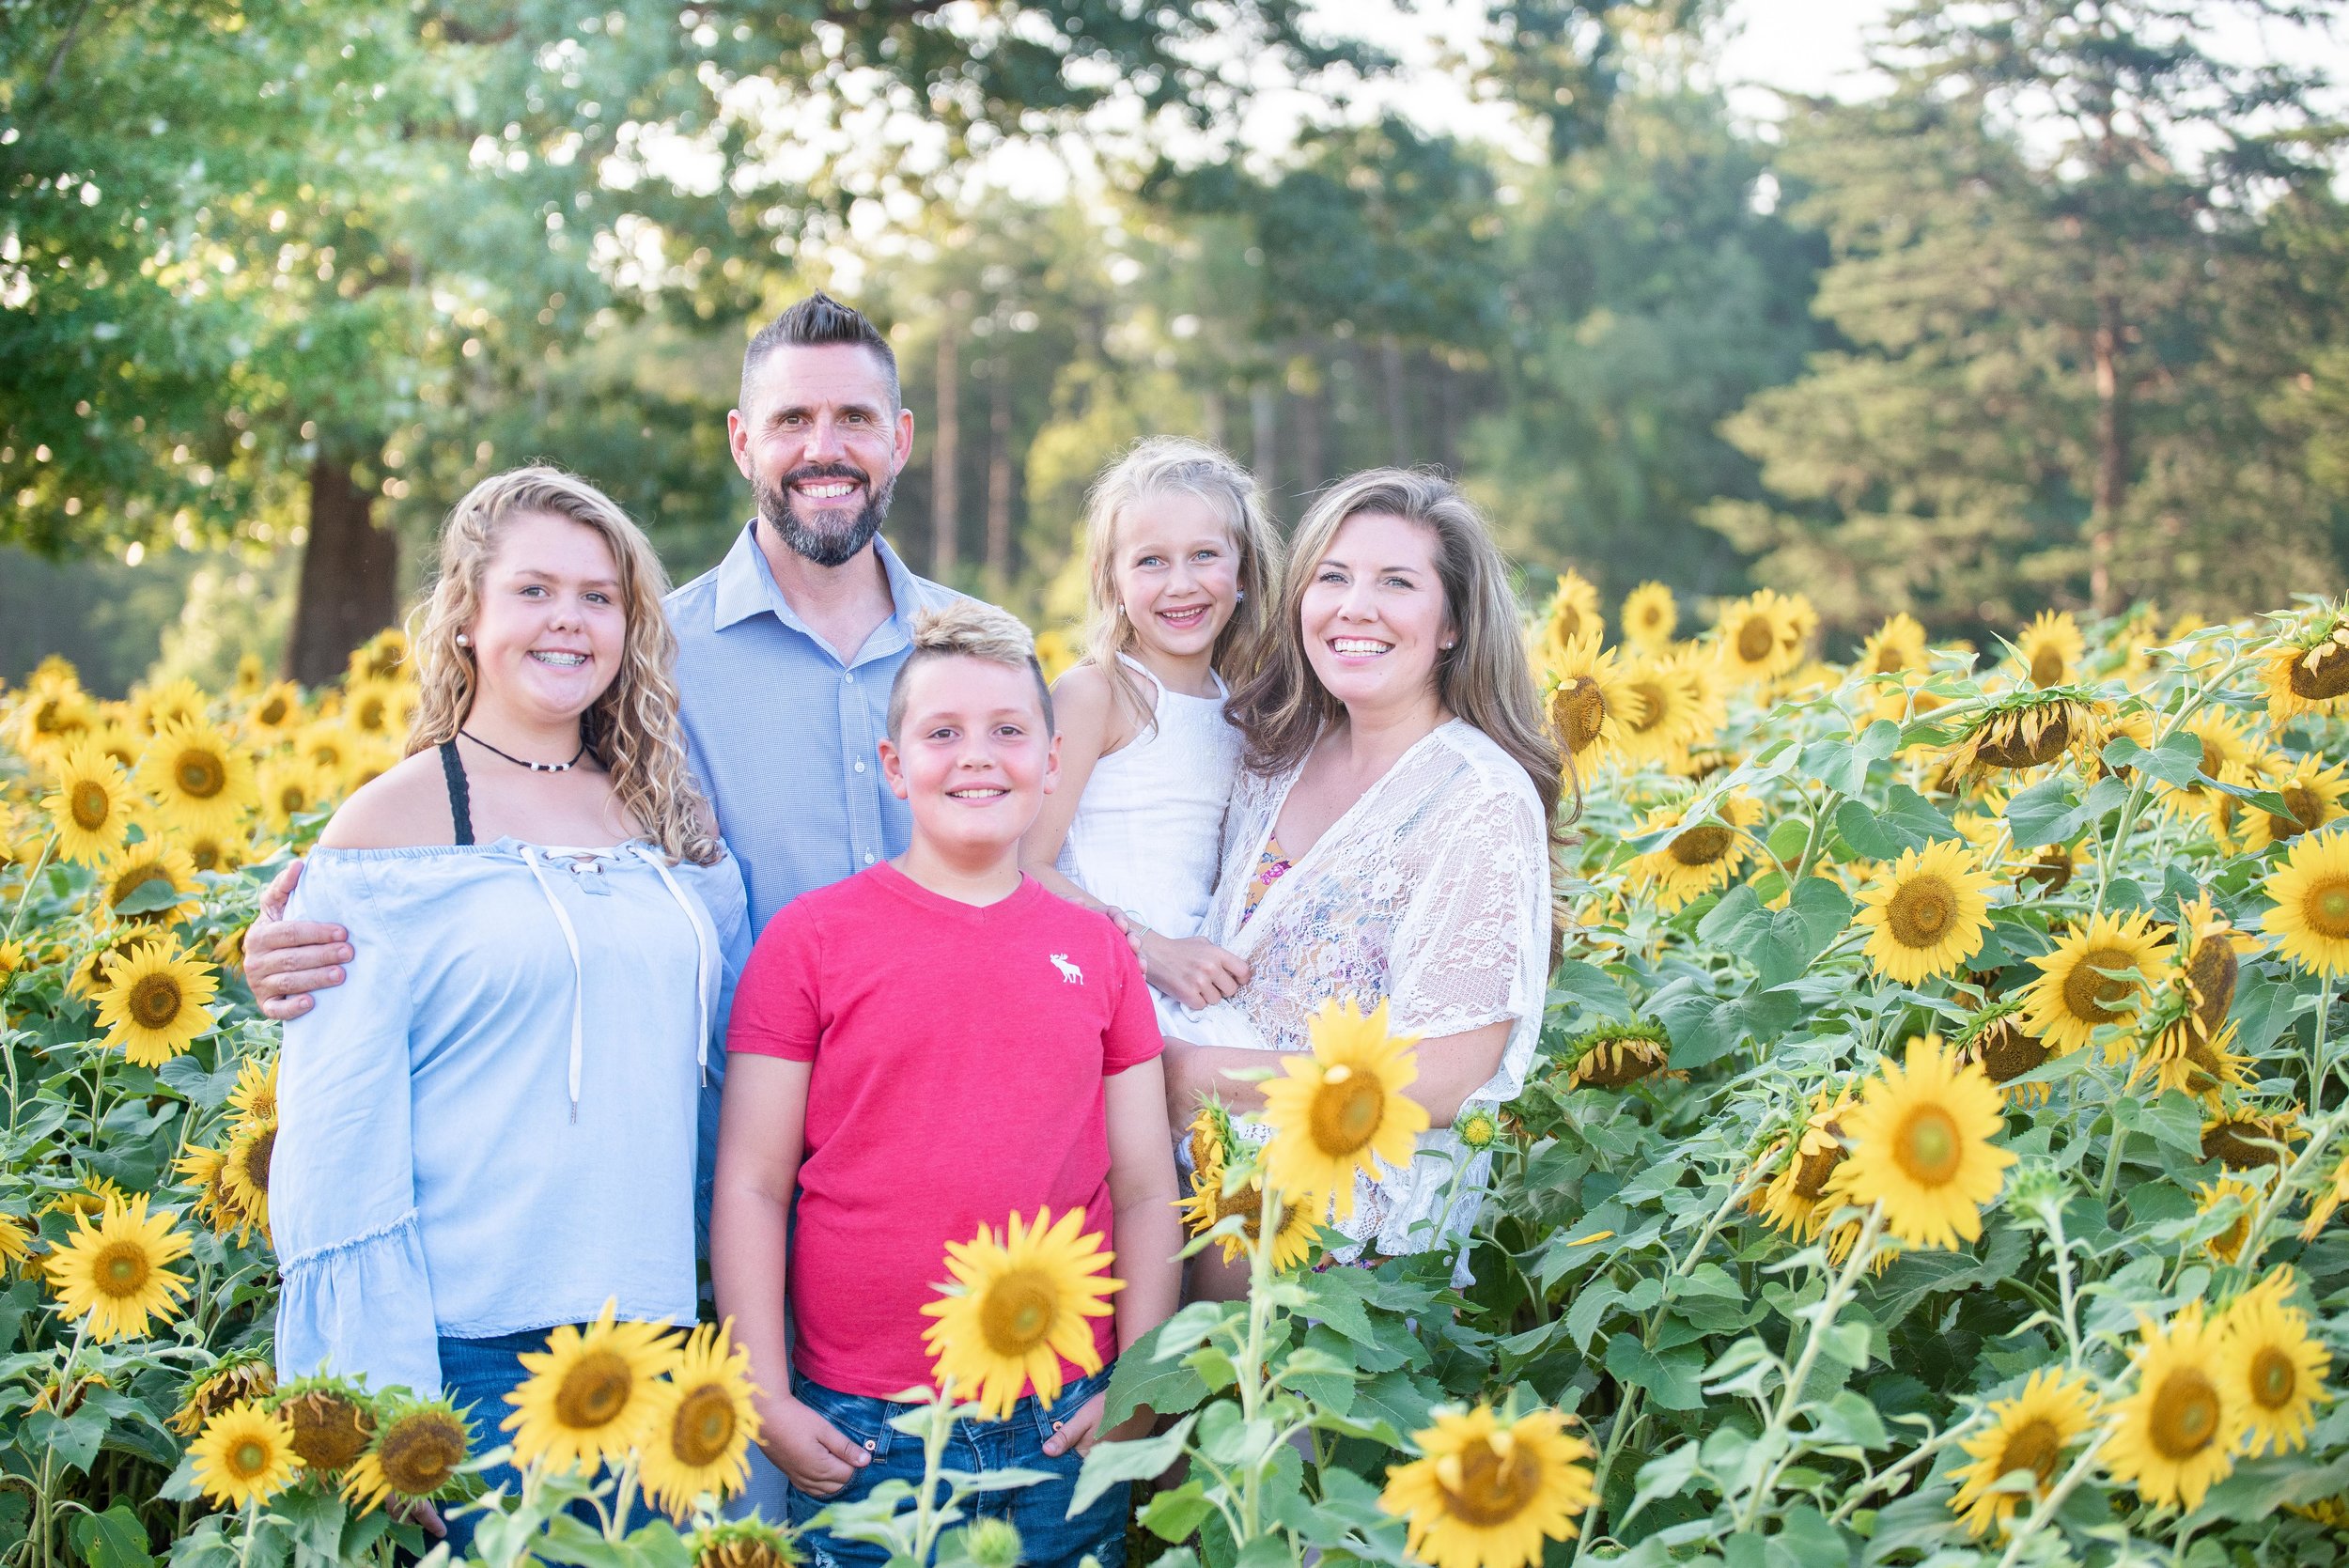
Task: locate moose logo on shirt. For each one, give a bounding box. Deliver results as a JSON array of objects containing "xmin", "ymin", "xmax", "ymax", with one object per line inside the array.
[{"xmin": 1048, "ymin": 954, "xmax": 1083, "ymax": 985}]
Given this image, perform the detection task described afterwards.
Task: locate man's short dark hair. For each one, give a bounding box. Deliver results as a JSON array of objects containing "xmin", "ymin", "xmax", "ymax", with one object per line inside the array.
[{"xmin": 740, "ymin": 291, "xmax": 900, "ymax": 414}]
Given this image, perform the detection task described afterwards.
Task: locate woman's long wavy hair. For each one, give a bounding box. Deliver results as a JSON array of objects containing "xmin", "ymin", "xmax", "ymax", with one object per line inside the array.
[
  {"xmin": 407, "ymin": 465, "xmax": 722, "ymax": 865},
  {"xmin": 1081, "ymin": 437, "xmax": 1284, "ymax": 733},
  {"xmin": 1227, "ymin": 467, "xmax": 1573, "ymax": 831}
]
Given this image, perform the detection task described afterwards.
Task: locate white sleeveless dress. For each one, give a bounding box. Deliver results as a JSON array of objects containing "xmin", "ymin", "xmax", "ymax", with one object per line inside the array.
[{"xmin": 1055, "ymin": 655, "xmax": 1243, "ymax": 1033}]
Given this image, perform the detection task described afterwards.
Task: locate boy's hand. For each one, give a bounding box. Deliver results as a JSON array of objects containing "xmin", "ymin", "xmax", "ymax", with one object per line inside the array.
[
  {"xmin": 1139, "ymin": 935, "xmax": 1250, "ymax": 1010},
  {"xmin": 760, "ymin": 1395, "xmax": 870, "ymax": 1497}
]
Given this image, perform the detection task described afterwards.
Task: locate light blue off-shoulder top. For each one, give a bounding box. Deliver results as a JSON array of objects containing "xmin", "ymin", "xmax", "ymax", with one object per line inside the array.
[{"xmin": 270, "ymin": 837, "xmax": 750, "ymax": 1398}]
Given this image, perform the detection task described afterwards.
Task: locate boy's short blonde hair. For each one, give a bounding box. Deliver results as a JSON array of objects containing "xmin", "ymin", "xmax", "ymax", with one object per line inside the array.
[{"xmin": 886, "ymin": 601, "xmax": 1056, "ymax": 738}]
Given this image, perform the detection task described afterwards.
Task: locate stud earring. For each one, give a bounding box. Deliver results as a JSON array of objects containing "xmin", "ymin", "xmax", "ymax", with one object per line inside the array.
[
  {"xmin": 455, "ymin": 634, "xmax": 469, "ymax": 647},
  {"xmin": 1116, "ymin": 604, "xmax": 1127, "ymax": 617},
  {"xmin": 1236, "ymin": 589, "xmax": 1247, "ymax": 602}
]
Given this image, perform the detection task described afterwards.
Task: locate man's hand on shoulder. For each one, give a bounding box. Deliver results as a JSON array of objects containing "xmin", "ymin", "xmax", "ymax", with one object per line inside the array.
[{"xmin": 241, "ymin": 860, "xmax": 353, "ymax": 1020}]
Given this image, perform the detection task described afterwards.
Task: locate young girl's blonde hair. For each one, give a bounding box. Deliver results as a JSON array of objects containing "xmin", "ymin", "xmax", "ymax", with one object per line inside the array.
[
  {"xmin": 407, "ymin": 465, "xmax": 723, "ymax": 865},
  {"xmin": 1081, "ymin": 437, "xmax": 1283, "ymax": 731}
]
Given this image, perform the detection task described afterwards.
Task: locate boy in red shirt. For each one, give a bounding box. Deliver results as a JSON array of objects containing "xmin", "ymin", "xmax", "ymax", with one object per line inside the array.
[{"xmin": 711, "ymin": 602, "xmax": 1181, "ymax": 1568}]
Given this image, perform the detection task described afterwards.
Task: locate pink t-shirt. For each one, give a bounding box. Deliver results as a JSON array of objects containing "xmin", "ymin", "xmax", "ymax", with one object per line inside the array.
[{"xmin": 726, "ymin": 865, "xmax": 1163, "ymax": 1400}]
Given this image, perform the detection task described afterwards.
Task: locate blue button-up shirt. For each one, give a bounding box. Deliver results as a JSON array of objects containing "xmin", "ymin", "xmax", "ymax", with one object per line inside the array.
[{"xmin": 668, "ymin": 523, "xmax": 964, "ymax": 932}]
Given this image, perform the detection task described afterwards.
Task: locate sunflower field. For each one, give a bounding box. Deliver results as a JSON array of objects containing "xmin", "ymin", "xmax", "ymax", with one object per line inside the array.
[{"xmin": 4, "ymin": 588, "xmax": 2349, "ymax": 1568}]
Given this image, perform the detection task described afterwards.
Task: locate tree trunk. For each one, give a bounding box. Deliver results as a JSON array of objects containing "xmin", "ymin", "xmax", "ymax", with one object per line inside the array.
[
  {"xmin": 1380, "ymin": 334, "xmax": 1408, "ymax": 464},
  {"xmin": 932, "ymin": 317, "xmax": 960, "ymax": 577},
  {"xmin": 985, "ymin": 375, "xmax": 1013, "ymax": 593},
  {"xmin": 2089, "ymin": 287, "xmax": 2126, "ymax": 617},
  {"xmin": 286, "ymin": 454, "xmax": 399, "ymax": 687}
]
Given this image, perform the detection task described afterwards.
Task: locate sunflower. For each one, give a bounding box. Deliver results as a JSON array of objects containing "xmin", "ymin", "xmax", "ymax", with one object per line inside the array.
[
  {"xmin": 344, "ymin": 1399, "xmax": 472, "ymax": 1514},
  {"xmin": 504, "ymin": 1302, "xmax": 681, "ymax": 1472},
  {"xmin": 2195, "ymin": 1176, "xmax": 2262, "ymax": 1264},
  {"xmin": 1538, "ymin": 570, "xmax": 1605, "ymax": 660},
  {"xmin": 168, "ymin": 1354, "xmax": 276, "ymax": 1436},
  {"xmin": 190, "ymin": 1401, "xmax": 303, "ymax": 1509},
  {"xmin": 2260, "ymin": 616, "xmax": 2349, "ymax": 722},
  {"xmin": 1562, "ymin": 1020, "xmax": 1674, "ymax": 1091},
  {"xmin": 691, "ymin": 1519, "xmax": 802, "ymax": 1568},
  {"xmin": 1545, "ymin": 632, "xmax": 1640, "ymax": 771},
  {"xmin": 1711, "ymin": 589, "xmax": 1815, "ymax": 686},
  {"xmin": 1620, "ymin": 582, "xmax": 1677, "ymax": 651},
  {"xmin": 84, "ymin": 717, "xmax": 142, "ymax": 773},
  {"xmin": 1613, "ymin": 654, "xmax": 1714, "ymax": 770},
  {"xmin": 242, "ymin": 681, "xmax": 304, "ymax": 737},
  {"xmin": 2301, "ymin": 1144, "xmax": 2349, "ymax": 1240},
  {"xmin": 1259, "ymin": 999, "xmax": 1430, "ymax": 1217},
  {"xmin": 257, "ymin": 757, "xmax": 330, "ymax": 835},
  {"xmin": 2166, "ymin": 893, "xmax": 2255, "ymax": 1045},
  {"xmin": 1379, "ymin": 1404, "xmax": 1595, "ymax": 1568},
  {"xmin": 2017, "ymin": 909, "xmax": 2174, "ymax": 1058},
  {"xmin": 1945, "ymin": 691, "xmax": 2109, "ymax": 781},
  {"xmin": 2139, "ymin": 1022, "xmax": 2250, "ymax": 1105},
  {"xmin": 95, "ymin": 937, "xmax": 219, "ymax": 1067},
  {"xmin": 0, "ymin": 1212, "xmax": 28, "ymax": 1266},
  {"xmin": 273, "ymin": 1379, "xmax": 380, "ymax": 1473},
  {"xmin": 340, "ymin": 679, "xmax": 416, "ymax": 742},
  {"xmin": 179, "ymin": 830, "xmax": 252, "ymax": 875},
  {"xmin": 44, "ymin": 1193, "xmax": 193, "ymax": 1343},
  {"xmin": 920, "ymin": 1207, "xmax": 1123, "ymax": 1420},
  {"xmin": 1859, "ymin": 613, "xmax": 1929, "ymax": 680},
  {"xmin": 2012, "ymin": 611, "xmax": 2085, "ymax": 690},
  {"xmin": 1626, "ymin": 792, "xmax": 1763, "ymax": 911},
  {"xmin": 1853, "ymin": 840, "xmax": 1997, "ymax": 985},
  {"xmin": 1830, "ymin": 1035, "xmax": 2015, "ymax": 1251},
  {"xmin": 15, "ymin": 681, "xmax": 94, "ymax": 760},
  {"xmin": 2153, "ymin": 708, "xmax": 2265, "ymax": 825},
  {"xmin": 99, "ymin": 841, "xmax": 202, "ymax": 929},
  {"xmin": 349, "ymin": 627, "xmax": 411, "ymax": 683},
  {"xmin": 296, "ymin": 721, "xmax": 353, "ymax": 779},
  {"xmin": 136, "ymin": 715, "xmax": 257, "ymax": 840},
  {"xmin": 220, "ymin": 1118, "xmax": 276, "ymax": 1232},
  {"xmin": 132, "ymin": 676, "xmax": 210, "ymax": 737},
  {"xmin": 226, "ymin": 1055, "xmax": 277, "ymax": 1129},
  {"xmin": 641, "ymin": 1321, "xmax": 761, "ymax": 1520},
  {"xmin": 1180, "ymin": 1158, "xmax": 1323, "ymax": 1271},
  {"xmin": 2263, "ymin": 829, "xmax": 2349, "ymax": 975},
  {"xmin": 2240, "ymin": 755, "xmax": 2349, "ymax": 854},
  {"xmin": 1947, "ymin": 1368, "xmax": 2101, "ymax": 1538},
  {"xmin": 40, "ymin": 739, "xmax": 135, "ymax": 865},
  {"xmin": 2201, "ymin": 1109, "xmax": 2303, "ymax": 1172},
  {"xmin": 2219, "ymin": 1267, "xmax": 2332, "ymax": 1455},
  {"xmin": 2104, "ymin": 1302, "xmax": 2245, "ymax": 1513},
  {"xmin": 1954, "ymin": 1005, "xmax": 2056, "ymax": 1106},
  {"xmin": 174, "ymin": 1143, "xmax": 241, "ymax": 1236},
  {"xmin": 1752, "ymin": 1087, "xmax": 1857, "ymax": 1243}
]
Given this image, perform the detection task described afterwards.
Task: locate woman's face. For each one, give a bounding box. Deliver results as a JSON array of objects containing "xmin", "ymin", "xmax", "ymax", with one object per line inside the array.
[
  {"xmin": 1298, "ymin": 510, "xmax": 1452, "ymax": 717},
  {"xmin": 464, "ymin": 510, "xmax": 628, "ymax": 725}
]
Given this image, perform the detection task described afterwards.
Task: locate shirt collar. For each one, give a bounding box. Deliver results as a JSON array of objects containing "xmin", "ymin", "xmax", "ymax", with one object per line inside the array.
[{"xmin": 708, "ymin": 519, "xmax": 928, "ymax": 662}]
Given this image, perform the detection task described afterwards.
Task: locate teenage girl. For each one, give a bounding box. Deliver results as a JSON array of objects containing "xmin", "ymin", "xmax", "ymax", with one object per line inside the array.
[{"xmin": 1021, "ymin": 437, "xmax": 1283, "ymax": 1030}]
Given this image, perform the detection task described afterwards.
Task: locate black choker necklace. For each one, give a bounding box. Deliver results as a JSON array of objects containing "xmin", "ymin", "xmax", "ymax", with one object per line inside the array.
[{"xmin": 459, "ymin": 729, "xmax": 589, "ymax": 773}]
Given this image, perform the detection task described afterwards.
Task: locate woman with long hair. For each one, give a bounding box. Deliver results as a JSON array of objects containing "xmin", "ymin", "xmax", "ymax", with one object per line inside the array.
[
  {"xmin": 1163, "ymin": 468, "xmax": 1567, "ymax": 1291},
  {"xmin": 271, "ymin": 467, "xmax": 748, "ymax": 1537}
]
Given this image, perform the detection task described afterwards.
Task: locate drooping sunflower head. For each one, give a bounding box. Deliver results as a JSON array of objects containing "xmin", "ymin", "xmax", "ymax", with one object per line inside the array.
[
  {"xmin": 136, "ymin": 715, "xmax": 258, "ymax": 839},
  {"xmin": 95, "ymin": 937, "xmax": 220, "ymax": 1068},
  {"xmin": 1539, "ymin": 570, "xmax": 1605, "ymax": 655},
  {"xmin": 2263, "ymin": 828, "xmax": 2349, "ymax": 977},
  {"xmin": 343, "ymin": 1398, "xmax": 472, "ymax": 1514},
  {"xmin": 1752, "ymin": 1086, "xmax": 1859, "ymax": 1242},
  {"xmin": 2169, "ymin": 893, "xmax": 2255, "ymax": 1039},
  {"xmin": 1833, "ymin": 1035, "xmax": 2017, "ymax": 1251},
  {"xmin": 920, "ymin": 1207, "xmax": 1123, "ymax": 1419},
  {"xmin": 1852, "ymin": 838, "xmax": 1998, "ymax": 986},
  {"xmin": 43, "ymin": 1192, "xmax": 193, "ymax": 1343},
  {"xmin": 1626, "ymin": 792, "xmax": 1764, "ymax": 911},
  {"xmin": 272, "ymin": 1379, "xmax": 380, "ymax": 1474},
  {"xmin": 2017, "ymin": 908, "xmax": 2174, "ymax": 1059},
  {"xmin": 642, "ymin": 1320, "xmax": 762, "ymax": 1520},
  {"xmin": 2136, "ymin": 1019, "xmax": 2250, "ymax": 1106},
  {"xmin": 168, "ymin": 1352, "xmax": 276, "ymax": 1436},
  {"xmin": 189, "ymin": 1400, "xmax": 303, "ymax": 1510},
  {"xmin": 1544, "ymin": 632, "xmax": 1640, "ymax": 771},
  {"xmin": 1945, "ymin": 691, "xmax": 2110, "ymax": 781},
  {"xmin": 502, "ymin": 1302, "xmax": 681, "ymax": 1474},
  {"xmin": 690, "ymin": 1518, "xmax": 803, "ymax": 1568},
  {"xmin": 2195, "ymin": 1175, "xmax": 2263, "ymax": 1264},
  {"xmin": 40, "ymin": 739, "xmax": 136, "ymax": 866},
  {"xmin": 2237, "ymin": 754, "xmax": 2349, "ymax": 854},
  {"xmin": 2219, "ymin": 1267, "xmax": 2332, "ymax": 1456},
  {"xmin": 2260, "ymin": 613, "xmax": 2349, "ymax": 722},
  {"xmin": 1379, "ymin": 1403, "xmax": 1596, "ymax": 1568},
  {"xmin": 1620, "ymin": 582, "xmax": 1677, "ymax": 651},
  {"xmin": 1562, "ymin": 1020, "xmax": 1675, "ymax": 1091},
  {"xmin": 1258, "ymin": 999, "xmax": 1430, "ymax": 1218},
  {"xmin": 2201, "ymin": 1108, "xmax": 2303, "ymax": 1172},
  {"xmin": 2104, "ymin": 1302, "xmax": 2246, "ymax": 1514},
  {"xmin": 1710, "ymin": 589, "xmax": 1816, "ymax": 686},
  {"xmin": 2011, "ymin": 610, "xmax": 2086, "ymax": 690},
  {"xmin": 1947, "ymin": 1368, "xmax": 2101, "ymax": 1538}
]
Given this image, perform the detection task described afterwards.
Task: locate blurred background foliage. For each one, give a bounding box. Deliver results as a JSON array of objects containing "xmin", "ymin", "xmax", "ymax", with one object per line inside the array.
[{"xmin": 4, "ymin": 0, "xmax": 2346, "ymax": 692}]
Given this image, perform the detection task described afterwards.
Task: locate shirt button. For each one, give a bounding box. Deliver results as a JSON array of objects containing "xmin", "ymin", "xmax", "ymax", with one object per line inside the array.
[
  {"xmin": 855, "ymin": 760, "xmax": 865, "ymax": 773},
  {"xmin": 844, "ymin": 672, "xmax": 854, "ymax": 684},
  {"xmin": 863, "ymin": 853, "xmax": 875, "ymax": 864}
]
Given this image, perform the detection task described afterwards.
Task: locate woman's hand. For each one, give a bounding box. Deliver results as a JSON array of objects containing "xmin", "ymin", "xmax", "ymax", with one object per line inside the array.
[
  {"xmin": 758, "ymin": 1393, "xmax": 869, "ymax": 1497},
  {"xmin": 1139, "ymin": 934, "xmax": 1250, "ymax": 1010}
]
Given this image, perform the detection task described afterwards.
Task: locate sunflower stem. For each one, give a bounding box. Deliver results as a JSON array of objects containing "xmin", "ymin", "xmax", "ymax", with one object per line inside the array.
[
  {"xmin": 2046, "ymin": 1196, "xmax": 2084, "ymax": 1368},
  {"xmin": 235, "ymin": 1496, "xmax": 257, "ymax": 1568},
  {"xmin": 2091, "ymin": 772, "xmax": 2150, "ymax": 919},
  {"xmin": 4, "ymin": 833, "xmax": 55, "ymax": 943}
]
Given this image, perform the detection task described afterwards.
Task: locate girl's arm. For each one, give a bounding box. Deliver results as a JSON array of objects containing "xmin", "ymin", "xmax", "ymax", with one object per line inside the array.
[
  {"xmin": 1021, "ymin": 663, "xmax": 1123, "ymax": 911},
  {"xmin": 1160, "ymin": 1022, "xmax": 1510, "ymax": 1128},
  {"xmin": 709, "ymin": 1055, "xmax": 869, "ymax": 1495}
]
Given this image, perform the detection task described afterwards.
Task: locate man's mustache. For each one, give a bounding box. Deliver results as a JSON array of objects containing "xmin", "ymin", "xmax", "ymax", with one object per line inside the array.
[{"xmin": 783, "ymin": 464, "xmax": 868, "ymax": 489}]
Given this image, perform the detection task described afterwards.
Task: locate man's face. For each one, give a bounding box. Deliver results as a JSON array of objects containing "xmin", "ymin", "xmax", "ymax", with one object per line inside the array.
[{"xmin": 728, "ymin": 343, "xmax": 916, "ymax": 567}]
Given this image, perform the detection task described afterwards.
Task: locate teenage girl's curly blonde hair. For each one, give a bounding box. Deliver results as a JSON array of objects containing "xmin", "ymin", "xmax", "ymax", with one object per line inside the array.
[{"xmin": 407, "ymin": 465, "xmax": 722, "ymax": 865}]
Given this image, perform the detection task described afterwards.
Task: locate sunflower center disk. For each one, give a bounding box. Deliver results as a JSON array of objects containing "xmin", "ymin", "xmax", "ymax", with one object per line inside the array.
[
  {"xmin": 380, "ymin": 1415, "xmax": 466, "ymax": 1494},
  {"xmin": 70, "ymin": 781, "xmax": 111, "ymax": 831},
  {"xmin": 2251, "ymin": 1347, "xmax": 2297, "ymax": 1410},
  {"xmin": 1792, "ymin": 1141, "xmax": 1844, "ymax": 1202},
  {"xmin": 979, "ymin": 1267, "xmax": 1061, "ymax": 1357},
  {"xmin": 1627, "ymin": 682, "xmax": 1666, "ymax": 735},
  {"xmin": 1894, "ymin": 1106, "xmax": 1963, "ymax": 1185},
  {"xmin": 1310, "ymin": 1066, "xmax": 1386, "ymax": 1157},
  {"xmin": 289, "ymin": 1394, "xmax": 375, "ymax": 1469},
  {"xmin": 2188, "ymin": 943, "xmax": 2238, "ymax": 1031},
  {"xmin": 2061, "ymin": 947, "xmax": 2137, "ymax": 1025},
  {"xmin": 1888, "ymin": 877, "xmax": 1953, "ymax": 945},
  {"xmin": 2149, "ymin": 1369, "xmax": 2220, "ymax": 1459},
  {"xmin": 2029, "ymin": 647, "xmax": 2065, "ymax": 688},
  {"xmin": 671, "ymin": 1383, "xmax": 739, "ymax": 1466},
  {"xmin": 241, "ymin": 1128, "xmax": 276, "ymax": 1195},
  {"xmin": 2273, "ymin": 785, "xmax": 2326, "ymax": 838},
  {"xmin": 1735, "ymin": 617, "xmax": 1776, "ymax": 663},
  {"xmin": 2290, "ymin": 640, "xmax": 2349, "ymax": 699},
  {"xmin": 1997, "ymin": 1418, "xmax": 2061, "ymax": 1488},
  {"xmin": 2306, "ymin": 879, "xmax": 2349, "ymax": 940},
  {"xmin": 96, "ymin": 1241, "xmax": 150, "ymax": 1297},
  {"xmin": 554, "ymin": 1350, "xmax": 636, "ymax": 1429},
  {"xmin": 232, "ymin": 1439, "xmax": 271, "ymax": 1477},
  {"xmin": 176, "ymin": 751, "xmax": 226, "ymax": 799},
  {"xmin": 1978, "ymin": 1021, "xmax": 2049, "ymax": 1082},
  {"xmin": 1554, "ymin": 681, "xmax": 1605, "ymax": 754},
  {"xmin": 1668, "ymin": 825, "xmax": 1732, "ymax": 868},
  {"xmin": 1438, "ymin": 1436, "xmax": 1544, "ymax": 1528},
  {"xmin": 131, "ymin": 974, "xmax": 183, "ymax": 1029}
]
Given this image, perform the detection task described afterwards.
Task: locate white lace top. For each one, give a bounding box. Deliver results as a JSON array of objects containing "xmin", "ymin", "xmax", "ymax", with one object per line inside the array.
[{"xmin": 1174, "ymin": 719, "xmax": 1551, "ymax": 1256}]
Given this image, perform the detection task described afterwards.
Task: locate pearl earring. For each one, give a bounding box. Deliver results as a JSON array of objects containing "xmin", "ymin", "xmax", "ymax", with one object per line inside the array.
[{"xmin": 456, "ymin": 634, "xmax": 470, "ymax": 647}]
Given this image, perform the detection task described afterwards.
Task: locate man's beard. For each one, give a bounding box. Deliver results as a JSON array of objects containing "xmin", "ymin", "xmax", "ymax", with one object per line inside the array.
[{"xmin": 753, "ymin": 461, "xmax": 895, "ymax": 568}]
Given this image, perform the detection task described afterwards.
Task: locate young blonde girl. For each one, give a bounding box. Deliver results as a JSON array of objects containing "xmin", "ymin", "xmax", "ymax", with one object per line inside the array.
[{"xmin": 1021, "ymin": 438, "xmax": 1283, "ymax": 1028}]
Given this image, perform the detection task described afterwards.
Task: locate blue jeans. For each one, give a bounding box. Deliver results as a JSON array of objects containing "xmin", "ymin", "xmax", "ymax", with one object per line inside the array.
[
  {"xmin": 438, "ymin": 1330, "xmax": 657, "ymax": 1552},
  {"xmin": 784, "ymin": 1367, "xmax": 1128, "ymax": 1568}
]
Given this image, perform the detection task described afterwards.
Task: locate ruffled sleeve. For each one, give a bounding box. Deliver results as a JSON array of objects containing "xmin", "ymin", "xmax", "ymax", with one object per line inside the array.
[{"xmin": 271, "ymin": 854, "xmax": 442, "ymax": 1398}]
